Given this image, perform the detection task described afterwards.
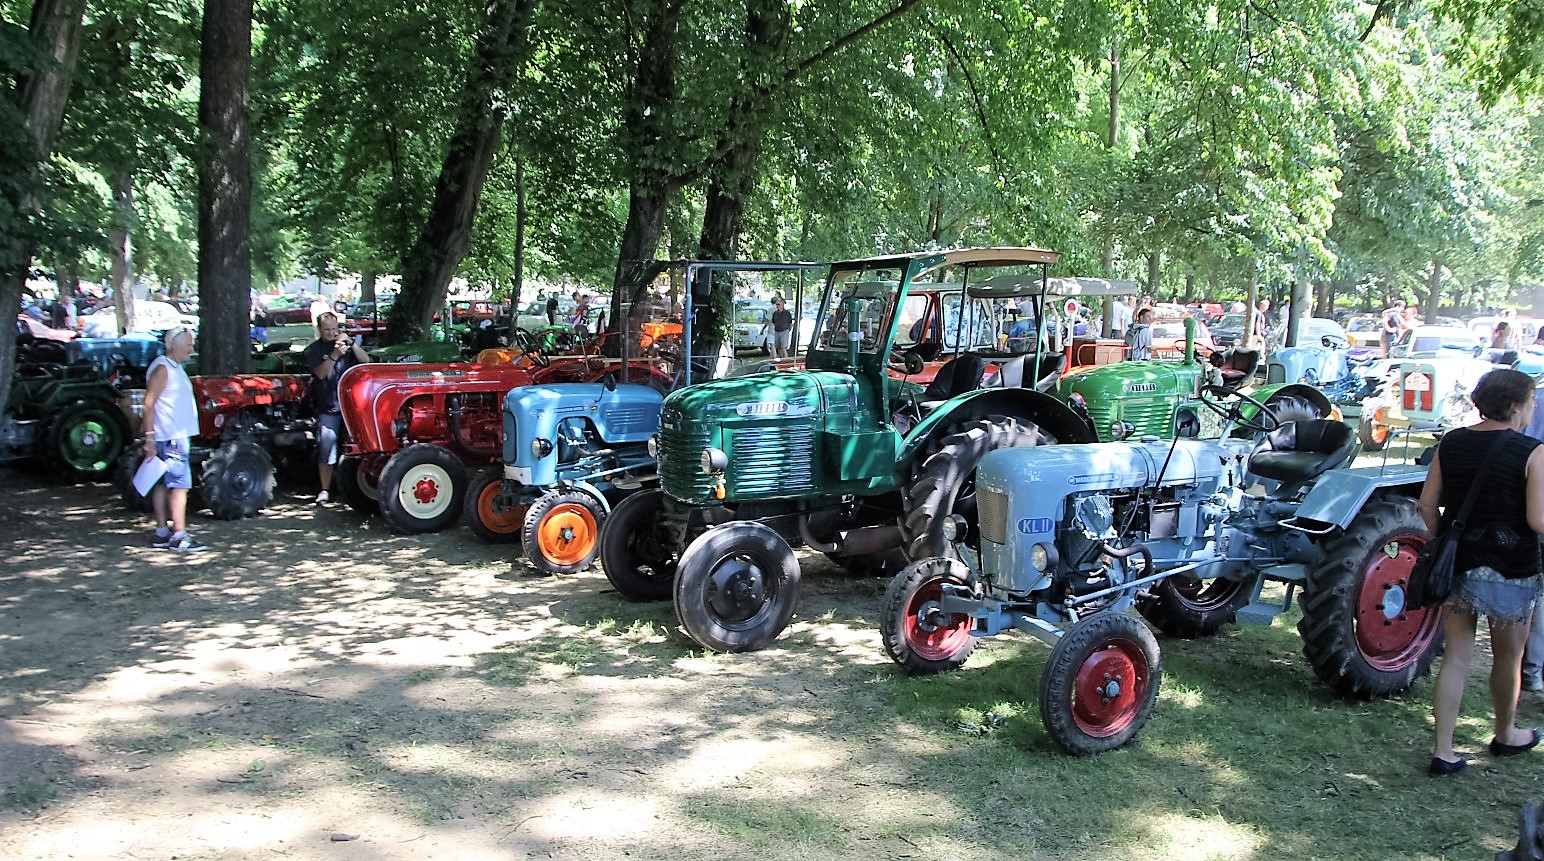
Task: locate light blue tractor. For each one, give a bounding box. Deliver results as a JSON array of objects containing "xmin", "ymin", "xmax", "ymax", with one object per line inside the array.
[
  {"xmin": 879, "ymin": 388, "xmax": 1439, "ymax": 754},
  {"xmin": 465, "ymin": 378, "xmax": 665, "ymax": 573}
]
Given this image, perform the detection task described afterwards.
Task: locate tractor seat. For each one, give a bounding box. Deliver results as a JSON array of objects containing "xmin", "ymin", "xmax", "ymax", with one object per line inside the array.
[
  {"xmin": 918, "ymin": 353, "xmax": 985, "ymax": 409},
  {"xmin": 1247, "ymin": 419, "xmax": 1357, "ymax": 485},
  {"xmin": 1032, "ymin": 353, "xmax": 1064, "ymax": 392},
  {"xmin": 1211, "ymin": 348, "xmax": 1260, "ymax": 389},
  {"xmin": 984, "ymin": 354, "xmax": 1029, "ymax": 388}
]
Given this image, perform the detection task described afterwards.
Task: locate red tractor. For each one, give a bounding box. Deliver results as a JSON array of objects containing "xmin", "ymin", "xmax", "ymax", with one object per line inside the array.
[
  {"xmin": 115, "ymin": 372, "xmax": 317, "ymax": 519},
  {"xmin": 333, "ymin": 352, "xmax": 672, "ymax": 533}
]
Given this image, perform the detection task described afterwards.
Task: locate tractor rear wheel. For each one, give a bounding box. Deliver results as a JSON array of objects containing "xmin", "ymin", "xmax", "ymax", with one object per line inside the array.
[
  {"xmin": 522, "ymin": 488, "xmax": 604, "ymax": 574},
  {"xmin": 600, "ymin": 489, "xmax": 680, "ymax": 601},
  {"xmin": 201, "ymin": 441, "xmax": 275, "ymax": 520},
  {"xmin": 45, "ymin": 399, "xmax": 131, "ymax": 480},
  {"xmin": 881, "ymin": 558, "xmax": 977, "ymax": 675},
  {"xmin": 114, "ymin": 447, "xmax": 153, "ymax": 512},
  {"xmin": 904, "ymin": 416, "xmax": 1051, "ymax": 559},
  {"xmin": 674, "ymin": 522, "xmax": 801, "ymax": 653},
  {"xmin": 1139, "ymin": 575, "xmax": 1251, "ymax": 638},
  {"xmin": 1298, "ymin": 496, "xmax": 1441, "ymax": 698},
  {"xmin": 378, "ymin": 444, "xmax": 468, "ymax": 534},
  {"xmin": 1358, "ymin": 406, "xmax": 1390, "ymax": 452},
  {"xmin": 463, "ymin": 470, "xmax": 525, "ymax": 543},
  {"xmin": 335, "ymin": 455, "xmax": 382, "ymax": 515},
  {"xmin": 1039, "ymin": 612, "xmax": 1161, "ymax": 755}
]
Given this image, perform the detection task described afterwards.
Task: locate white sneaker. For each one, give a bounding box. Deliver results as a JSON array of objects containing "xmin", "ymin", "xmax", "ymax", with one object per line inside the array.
[{"xmin": 316, "ymin": 490, "xmax": 330, "ymax": 505}]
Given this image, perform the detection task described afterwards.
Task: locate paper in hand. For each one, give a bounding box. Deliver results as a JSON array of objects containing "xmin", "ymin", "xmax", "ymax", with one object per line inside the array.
[{"xmin": 132, "ymin": 454, "xmax": 168, "ymax": 497}]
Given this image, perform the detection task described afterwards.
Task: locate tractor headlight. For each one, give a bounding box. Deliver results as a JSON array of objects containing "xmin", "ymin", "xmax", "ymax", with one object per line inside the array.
[
  {"xmin": 1029, "ymin": 543, "xmax": 1051, "ymax": 572},
  {"xmin": 647, "ymin": 435, "xmax": 659, "ymax": 458},
  {"xmin": 1111, "ymin": 420, "xmax": 1134, "ymax": 440},
  {"xmin": 941, "ymin": 514, "xmax": 968, "ymax": 542},
  {"xmin": 1069, "ymin": 392, "xmax": 1086, "ymax": 409},
  {"xmin": 531, "ymin": 438, "xmax": 553, "ymax": 458},
  {"xmin": 700, "ymin": 447, "xmax": 728, "ymax": 474}
]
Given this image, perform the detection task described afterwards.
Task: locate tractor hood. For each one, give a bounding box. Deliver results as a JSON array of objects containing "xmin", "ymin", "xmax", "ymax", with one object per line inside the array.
[
  {"xmin": 1059, "ymin": 360, "xmax": 1199, "ymax": 400},
  {"xmin": 661, "ymin": 369, "xmax": 850, "ymax": 426}
]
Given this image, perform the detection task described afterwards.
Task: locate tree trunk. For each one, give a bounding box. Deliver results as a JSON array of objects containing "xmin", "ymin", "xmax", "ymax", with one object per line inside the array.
[
  {"xmin": 1183, "ymin": 274, "xmax": 1195, "ymax": 304},
  {"xmin": 360, "ymin": 268, "xmax": 377, "ymax": 304},
  {"xmin": 1101, "ymin": 37, "xmax": 1119, "ymax": 338},
  {"xmin": 197, "ymin": 0, "xmax": 253, "ymax": 374},
  {"xmin": 0, "ymin": 0, "xmax": 87, "ymax": 422},
  {"xmin": 386, "ymin": 0, "xmax": 538, "ymax": 344},
  {"xmin": 1244, "ymin": 262, "xmax": 1260, "ymax": 350},
  {"xmin": 1425, "ymin": 257, "xmax": 1443, "ymax": 321},
  {"xmin": 1147, "ymin": 252, "xmax": 1161, "ymax": 301},
  {"xmin": 109, "ymin": 169, "xmax": 136, "ymax": 336}
]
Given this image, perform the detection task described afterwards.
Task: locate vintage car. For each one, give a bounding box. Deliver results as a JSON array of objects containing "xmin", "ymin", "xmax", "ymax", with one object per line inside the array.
[
  {"xmin": 1342, "ymin": 314, "xmax": 1384, "ymax": 349},
  {"xmin": 1389, "ymin": 325, "xmax": 1484, "ymax": 359}
]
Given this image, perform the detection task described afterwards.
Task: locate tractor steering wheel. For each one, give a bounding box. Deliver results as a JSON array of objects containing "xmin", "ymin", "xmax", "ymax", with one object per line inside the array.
[
  {"xmin": 1197, "ymin": 384, "xmax": 1280, "ymax": 434},
  {"xmin": 513, "ymin": 328, "xmax": 550, "ymax": 368},
  {"xmin": 888, "ymin": 348, "xmax": 925, "ymax": 376}
]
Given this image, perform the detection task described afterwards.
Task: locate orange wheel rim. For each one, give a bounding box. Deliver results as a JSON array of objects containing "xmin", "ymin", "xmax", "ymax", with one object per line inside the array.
[
  {"xmin": 1371, "ymin": 407, "xmax": 1389, "ymax": 442},
  {"xmin": 537, "ymin": 503, "xmax": 599, "ymax": 565},
  {"xmin": 478, "ymin": 482, "xmax": 525, "ymax": 535}
]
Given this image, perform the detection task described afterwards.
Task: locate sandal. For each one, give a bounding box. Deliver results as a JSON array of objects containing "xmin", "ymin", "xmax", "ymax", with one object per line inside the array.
[{"xmin": 1489, "ymin": 728, "xmax": 1542, "ymax": 757}]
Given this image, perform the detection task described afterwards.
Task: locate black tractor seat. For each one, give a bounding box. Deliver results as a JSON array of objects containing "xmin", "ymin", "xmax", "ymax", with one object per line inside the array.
[
  {"xmin": 1211, "ymin": 347, "xmax": 1260, "ymax": 389},
  {"xmin": 1247, "ymin": 419, "xmax": 1357, "ymax": 486}
]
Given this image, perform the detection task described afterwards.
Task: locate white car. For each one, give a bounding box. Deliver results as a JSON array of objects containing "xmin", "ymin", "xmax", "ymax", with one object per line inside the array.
[
  {"xmin": 1389, "ymin": 325, "xmax": 1484, "ymax": 359},
  {"xmin": 731, "ymin": 301, "xmax": 772, "ymax": 351},
  {"xmin": 81, "ymin": 301, "xmax": 197, "ymax": 338}
]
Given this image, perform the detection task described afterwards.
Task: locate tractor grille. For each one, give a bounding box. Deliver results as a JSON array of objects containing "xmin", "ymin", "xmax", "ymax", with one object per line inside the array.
[
  {"xmin": 1085, "ymin": 398, "xmax": 1176, "ymax": 441},
  {"xmin": 659, "ymin": 425, "xmax": 715, "ymax": 502},
  {"xmin": 729, "ymin": 427, "xmax": 816, "ymax": 496},
  {"xmin": 978, "ymin": 486, "xmax": 1009, "ymax": 545}
]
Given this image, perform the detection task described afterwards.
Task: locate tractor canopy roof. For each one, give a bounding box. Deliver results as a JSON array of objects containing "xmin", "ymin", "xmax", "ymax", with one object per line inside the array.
[
  {"xmin": 966, "ymin": 275, "xmax": 1140, "ymax": 300},
  {"xmin": 828, "ymin": 246, "xmax": 1060, "ymax": 276}
]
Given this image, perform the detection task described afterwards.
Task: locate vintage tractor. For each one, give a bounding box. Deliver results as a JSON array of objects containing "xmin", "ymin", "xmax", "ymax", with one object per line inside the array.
[
  {"xmin": 600, "ymin": 247, "xmax": 1103, "ymax": 652},
  {"xmin": 336, "ymin": 350, "xmax": 675, "ymax": 534},
  {"xmin": 115, "ymin": 372, "xmax": 316, "ymax": 519},
  {"xmin": 1357, "ymin": 356, "xmax": 1491, "ymax": 451},
  {"xmin": 1, "ymin": 361, "xmax": 133, "ymax": 480},
  {"xmin": 469, "ymin": 261, "xmax": 824, "ymax": 572},
  {"xmin": 879, "ymin": 388, "xmax": 1438, "ymax": 754}
]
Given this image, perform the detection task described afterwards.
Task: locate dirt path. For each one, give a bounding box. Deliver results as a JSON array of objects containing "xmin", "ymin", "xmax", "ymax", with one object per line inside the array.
[{"xmin": 0, "ymin": 470, "xmax": 987, "ymax": 861}]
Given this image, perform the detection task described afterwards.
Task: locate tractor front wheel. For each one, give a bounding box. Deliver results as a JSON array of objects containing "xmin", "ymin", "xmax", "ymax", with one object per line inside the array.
[
  {"xmin": 674, "ymin": 522, "xmax": 800, "ymax": 653},
  {"xmin": 522, "ymin": 488, "xmax": 604, "ymax": 574},
  {"xmin": 1039, "ymin": 612, "xmax": 1161, "ymax": 755},
  {"xmin": 1298, "ymin": 496, "xmax": 1441, "ymax": 698},
  {"xmin": 600, "ymin": 489, "xmax": 682, "ymax": 601},
  {"xmin": 904, "ymin": 416, "xmax": 1051, "ymax": 559},
  {"xmin": 1358, "ymin": 406, "xmax": 1390, "ymax": 452},
  {"xmin": 881, "ymin": 558, "xmax": 978, "ymax": 675},
  {"xmin": 1139, "ymin": 574, "xmax": 1251, "ymax": 638},
  {"xmin": 45, "ymin": 399, "xmax": 132, "ymax": 480},
  {"xmin": 463, "ymin": 470, "xmax": 525, "ymax": 543},
  {"xmin": 378, "ymin": 444, "xmax": 469, "ymax": 534},
  {"xmin": 201, "ymin": 441, "xmax": 275, "ymax": 520},
  {"xmin": 335, "ymin": 455, "xmax": 382, "ymax": 515}
]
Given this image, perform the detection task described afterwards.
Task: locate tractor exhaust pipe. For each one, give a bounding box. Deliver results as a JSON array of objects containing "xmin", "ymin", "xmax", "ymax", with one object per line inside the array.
[{"xmin": 798, "ymin": 515, "xmax": 904, "ymax": 557}]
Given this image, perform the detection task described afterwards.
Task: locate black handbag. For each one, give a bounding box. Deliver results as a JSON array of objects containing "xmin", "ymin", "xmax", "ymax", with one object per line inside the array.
[{"xmin": 1408, "ymin": 433, "xmax": 1508, "ymax": 609}]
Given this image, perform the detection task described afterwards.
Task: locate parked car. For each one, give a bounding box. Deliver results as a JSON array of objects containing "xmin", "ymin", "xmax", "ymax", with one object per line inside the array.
[
  {"xmin": 1389, "ymin": 325, "xmax": 1484, "ymax": 359},
  {"xmin": 1467, "ymin": 315, "xmax": 1538, "ymax": 347},
  {"xmin": 1343, "ymin": 314, "xmax": 1384, "ymax": 348},
  {"xmin": 1210, "ymin": 313, "xmax": 1247, "ymax": 348},
  {"xmin": 80, "ymin": 301, "xmax": 197, "ymax": 338},
  {"xmin": 1275, "ymin": 316, "xmax": 1350, "ymax": 350},
  {"xmin": 1150, "ymin": 318, "xmax": 1215, "ymax": 356},
  {"xmin": 730, "ymin": 300, "xmax": 772, "ymax": 351}
]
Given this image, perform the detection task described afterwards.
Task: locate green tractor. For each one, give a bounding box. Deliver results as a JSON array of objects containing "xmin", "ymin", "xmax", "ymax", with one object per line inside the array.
[
  {"xmin": 599, "ymin": 247, "xmax": 1100, "ymax": 652},
  {"xmin": 2, "ymin": 361, "xmax": 133, "ymax": 480}
]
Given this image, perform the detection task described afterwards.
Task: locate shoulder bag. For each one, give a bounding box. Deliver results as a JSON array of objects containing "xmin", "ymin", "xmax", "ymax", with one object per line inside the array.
[{"xmin": 1407, "ymin": 433, "xmax": 1510, "ymax": 609}]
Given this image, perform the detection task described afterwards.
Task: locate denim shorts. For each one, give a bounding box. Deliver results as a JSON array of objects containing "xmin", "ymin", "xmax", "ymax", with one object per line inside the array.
[
  {"xmin": 1449, "ymin": 566, "xmax": 1542, "ymax": 625},
  {"xmin": 154, "ymin": 438, "xmax": 193, "ymax": 490},
  {"xmin": 317, "ymin": 412, "xmax": 345, "ymax": 466}
]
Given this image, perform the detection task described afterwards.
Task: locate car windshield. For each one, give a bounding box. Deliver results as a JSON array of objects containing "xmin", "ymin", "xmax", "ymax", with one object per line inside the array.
[
  {"xmin": 814, "ymin": 272, "xmax": 901, "ymax": 354},
  {"xmin": 1218, "ymin": 314, "xmax": 1246, "ymax": 329},
  {"xmin": 1346, "ymin": 317, "xmax": 1379, "ymax": 332},
  {"xmin": 735, "ymin": 304, "xmax": 767, "ymax": 325}
]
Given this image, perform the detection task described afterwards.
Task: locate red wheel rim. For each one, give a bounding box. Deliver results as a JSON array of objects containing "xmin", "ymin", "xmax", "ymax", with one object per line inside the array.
[
  {"xmin": 537, "ymin": 503, "xmax": 599, "ymax": 566},
  {"xmin": 902, "ymin": 577, "xmax": 973, "ymax": 661},
  {"xmin": 412, "ymin": 475, "xmax": 441, "ymax": 505},
  {"xmin": 477, "ymin": 482, "xmax": 525, "ymax": 535},
  {"xmin": 1354, "ymin": 531, "xmax": 1443, "ymax": 669},
  {"xmin": 1071, "ymin": 638, "xmax": 1148, "ymax": 738},
  {"xmin": 1370, "ymin": 407, "xmax": 1389, "ymax": 443}
]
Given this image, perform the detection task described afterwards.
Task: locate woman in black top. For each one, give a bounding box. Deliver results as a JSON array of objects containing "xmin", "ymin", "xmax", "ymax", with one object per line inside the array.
[{"xmin": 1420, "ymin": 369, "xmax": 1544, "ymax": 775}]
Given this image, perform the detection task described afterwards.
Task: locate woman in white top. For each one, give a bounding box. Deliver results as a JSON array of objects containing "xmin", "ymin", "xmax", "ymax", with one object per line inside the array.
[{"xmin": 139, "ymin": 327, "xmax": 204, "ymax": 552}]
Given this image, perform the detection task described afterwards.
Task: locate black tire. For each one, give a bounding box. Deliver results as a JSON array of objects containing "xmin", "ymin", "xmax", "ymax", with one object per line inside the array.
[
  {"xmin": 881, "ymin": 558, "xmax": 978, "ymax": 675},
  {"xmin": 673, "ymin": 521, "xmax": 801, "ymax": 653},
  {"xmin": 377, "ymin": 444, "xmax": 468, "ymax": 534},
  {"xmin": 335, "ymin": 455, "xmax": 382, "ymax": 515},
  {"xmin": 1038, "ymin": 613, "xmax": 1162, "ymax": 755},
  {"xmin": 1297, "ymin": 496, "xmax": 1441, "ymax": 698},
  {"xmin": 1358, "ymin": 406, "xmax": 1390, "ymax": 452},
  {"xmin": 600, "ymin": 489, "xmax": 681, "ymax": 602},
  {"xmin": 463, "ymin": 470, "xmax": 524, "ymax": 543},
  {"xmin": 904, "ymin": 416, "xmax": 1051, "ymax": 559},
  {"xmin": 200, "ymin": 441, "xmax": 275, "ymax": 520},
  {"xmin": 1139, "ymin": 575, "xmax": 1252, "ymax": 638},
  {"xmin": 114, "ymin": 447, "xmax": 154, "ymax": 513},
  {"xmin": 44, "ymin": 399, "xmax": 132, "ymax": 481},
  {"xmin": 522, "ymin": 488, "xmax": 605, "ymax": 574}
]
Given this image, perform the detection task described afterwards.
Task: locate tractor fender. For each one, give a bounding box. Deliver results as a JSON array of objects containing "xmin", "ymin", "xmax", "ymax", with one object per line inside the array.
[
  {"xmin": 1291, "ymin": 466, "xmax": 1427, "ymax": 531},
  {"xmin": 898, "ymin": 387, "xmax": 1097, "ymax": 465},
  {"xmin": 1253, "ymin": 383, "xmax": 1334, "ymax": 418},
  {"xmin": 553, "ymin": 479, "xmax": 614, "ymax": 516}
]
